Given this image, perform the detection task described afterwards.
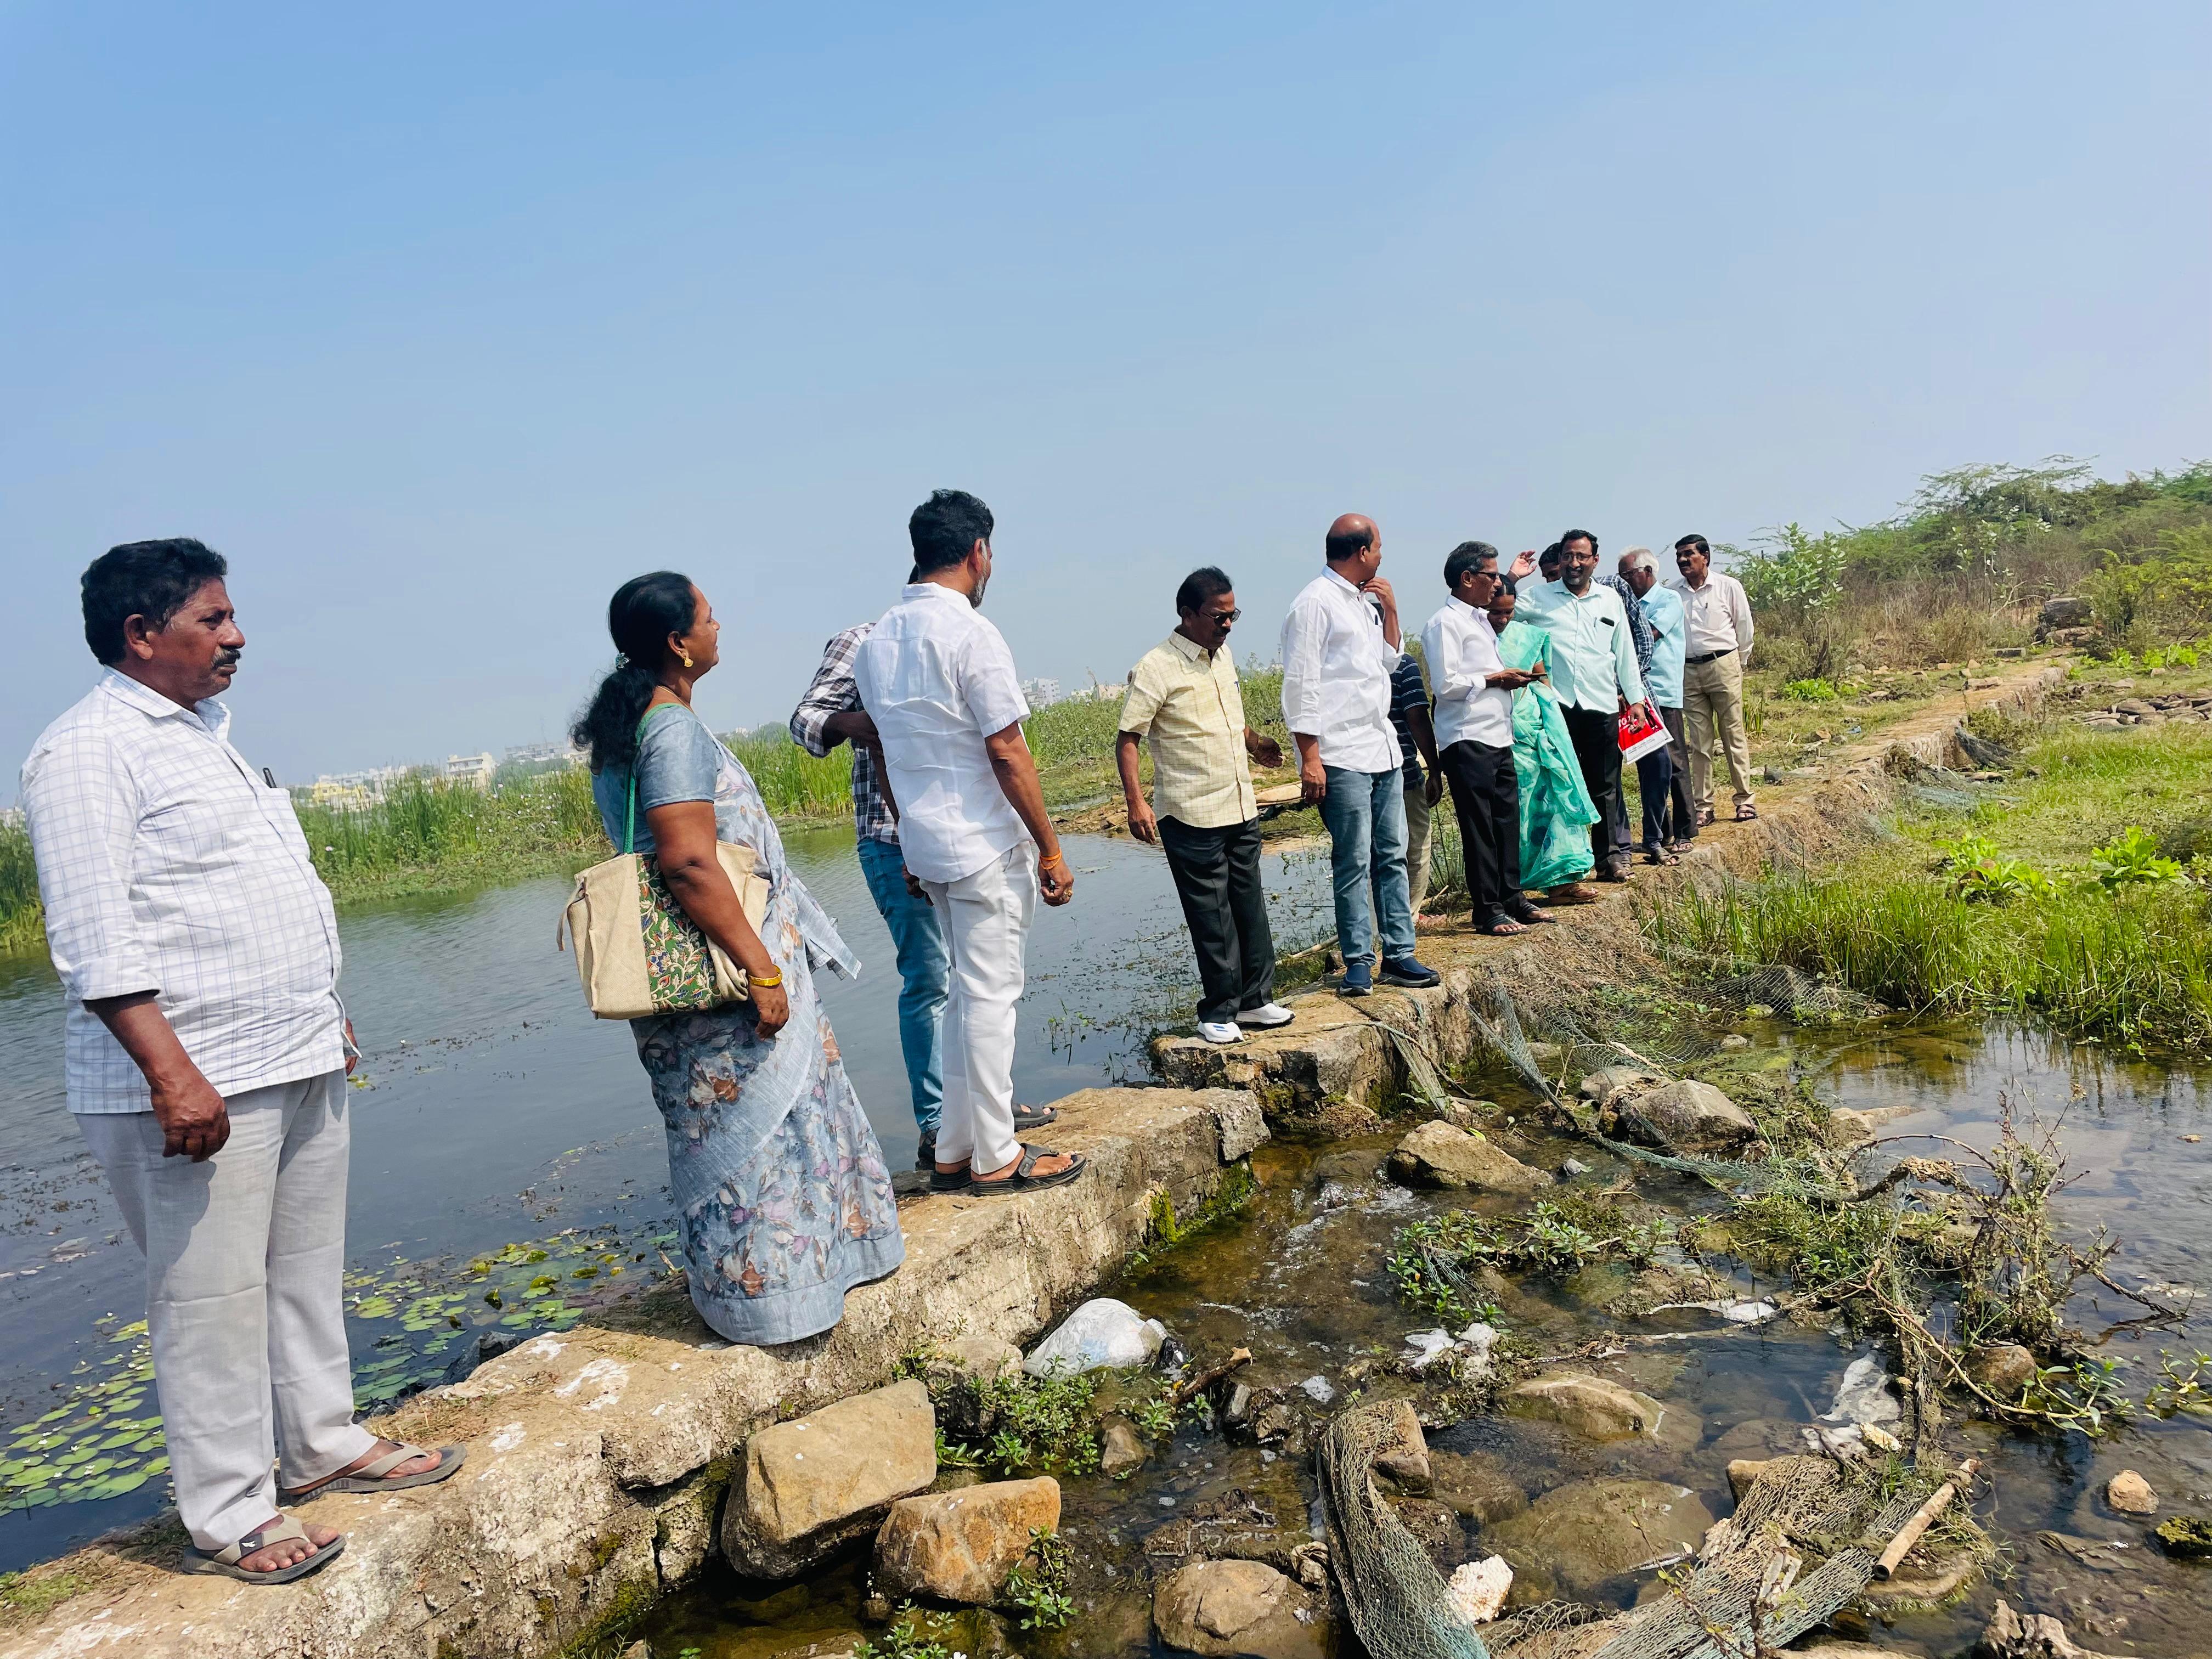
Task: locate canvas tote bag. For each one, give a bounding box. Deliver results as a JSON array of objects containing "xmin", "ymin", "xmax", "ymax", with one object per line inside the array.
[{"xmin": 558, "ymin": 707, "xmax": 773, "ymax": 1020}]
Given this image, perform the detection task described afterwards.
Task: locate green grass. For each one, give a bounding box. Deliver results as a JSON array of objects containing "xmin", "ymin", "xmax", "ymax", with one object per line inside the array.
[
  {"xmin": 1641, "ymin": 721, "xmax": 2212, "ymax": 1054},
  {"xmin": 0, "ymin": 822, "xmax": 41, "ymax": 955},
  {"xmin": 297, "ymin": 766, "xmax": 607, "ymax": 903}
]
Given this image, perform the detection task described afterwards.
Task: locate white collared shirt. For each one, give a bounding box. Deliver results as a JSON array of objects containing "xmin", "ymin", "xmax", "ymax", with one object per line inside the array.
[
  {"xmin": 1669, "ymin": 570, "xmax": 1756, "ymax": 662},
  {"xmin": 1420, "ymin": 598, "xmax": 1514, "ymax": 749},
  {"xmin": 1278, "ymin": 568, "xmax": 1400, "ymax": 772},
  {"xmin": 853, "ymin": 583, "xmax": 1034, "ymax": 883},
  {"xmin": 21, "ymin": 672, "xmax": 345, "ymax": 1112}
]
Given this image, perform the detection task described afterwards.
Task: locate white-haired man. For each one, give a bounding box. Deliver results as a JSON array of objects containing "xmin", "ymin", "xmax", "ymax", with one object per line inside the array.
[{"xmin": 1619, "ymin": 547, "xmax": 1694, "ymax": 859}]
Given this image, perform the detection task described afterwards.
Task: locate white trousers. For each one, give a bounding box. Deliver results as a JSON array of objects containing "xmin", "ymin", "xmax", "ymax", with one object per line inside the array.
[
  {"xmin": 922, "ymin": 841, "xmax": 1038, "ymax": 1176},
  {"xmin": 78, "ymin": 1069, "xmax": 375, "ymax": 1550}
]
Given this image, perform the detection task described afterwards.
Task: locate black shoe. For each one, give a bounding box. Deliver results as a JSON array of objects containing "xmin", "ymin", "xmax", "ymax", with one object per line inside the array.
[
  {"xmin": 915, "ymin": 1133, "xmax": 937, "ymax": 1172},
  {"xmin": 1380, "ymin": 957, "xmax": 1441, "ymax": 988}
]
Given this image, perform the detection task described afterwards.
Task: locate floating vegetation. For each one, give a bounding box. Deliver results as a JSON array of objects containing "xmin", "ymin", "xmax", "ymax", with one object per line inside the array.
[
  {"xmin": 0, "ymin": 1220, "xmax": 676, "ymax": 1521},
  {"xmin": 1389, "ymin": 1195, "xmax": 1664, "ymax": 1323},
  {"xmin": 0, "ymin": 1315, "xmax": 162, "ymax": 1515}
]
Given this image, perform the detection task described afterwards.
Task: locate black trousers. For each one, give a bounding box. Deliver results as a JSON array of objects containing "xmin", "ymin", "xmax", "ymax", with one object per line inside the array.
[
  {"xmin": 1611, "ymin": 734, "xmax": 1683, "ymax": 851},
  {"xmin": 1561, "ymin": 704, "xmax": 1623, "ymax": 874},
  {"xmin": 1158, "ymin": 815, "xmax": 1277, "ymax": 1024},
  {"xmin": 1440, "ymin": 740, "xmax": 1523, "ymax": 927}
]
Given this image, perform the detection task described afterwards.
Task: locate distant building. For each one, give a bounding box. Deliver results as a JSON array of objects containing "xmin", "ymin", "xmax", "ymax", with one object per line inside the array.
[
  {"xmin": 444, "ymin": 752, "xmax": 497, "ymax": 792},
  {"xmin": 1065, "ymin": 679, "xmax": 1127, "ymax": 703},
  {"xmin": 307, "ymin": 765, "xmax": 413, "ymax": 810},
  {"xmin": 503, "ymin": 739, "xmax": 585, "ymax": 769},
  {"xmin": 1020, "ymin": 676, "xmax": 1063, "ymax": 708},
  {"xmin": 0, "ymin": 805, "xmax": 24, "ymax": 831}
]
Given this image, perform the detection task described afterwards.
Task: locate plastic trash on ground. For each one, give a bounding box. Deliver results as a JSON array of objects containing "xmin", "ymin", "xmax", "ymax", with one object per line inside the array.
[{"xmin": 1023, "ymin": 1297, "xmax": 1167, "ymax": 1376}]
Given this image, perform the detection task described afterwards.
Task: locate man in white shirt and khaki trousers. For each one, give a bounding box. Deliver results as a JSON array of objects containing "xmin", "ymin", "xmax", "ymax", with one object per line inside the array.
[
  {"xmin": 22, "ymin": 541, "xmax": 462, "ymax": 1586},
  {"xmin": 857, "ymin": 490, "xmax": 1085, "ymax": 1198},
  {"xmin": 1670, "ymin": 534, "xmax": 1758, "ymax": 823}
]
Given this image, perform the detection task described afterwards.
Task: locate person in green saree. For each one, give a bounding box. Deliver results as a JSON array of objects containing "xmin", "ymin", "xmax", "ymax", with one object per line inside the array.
[{"xmin": 1487, "ymin": 577, "xmax": 1603, "ymax": 902}]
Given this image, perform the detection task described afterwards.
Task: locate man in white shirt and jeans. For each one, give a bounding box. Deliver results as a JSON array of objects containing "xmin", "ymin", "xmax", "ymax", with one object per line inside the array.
[
  {"xmin": 1670, "ymin": 533, "xmax": 1758, "ymax": 823},
  {"xmin": 856, "ymin": 490, "xmax": 1085, "ymax": 1198},
  {"xmin": 22, "ymin": 541, "xmax": 462, "ymax": 1587},
  {"xmin": 1422, "ymin": 543, "xmax": 1551, "ymax": 935},
  {"xmin": 1279, "ymin": 514, "xmax": 1441, "ymax": 998}
]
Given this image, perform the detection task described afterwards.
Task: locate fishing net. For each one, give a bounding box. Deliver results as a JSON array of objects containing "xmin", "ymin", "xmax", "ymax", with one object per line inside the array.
[
  {"xmin": 1318, "ymin": 1400, "xmax": 1492, "ymax": 1659},
  {"xmin": 1321, "ymin": 1400, "xmax": 1978, "ymax": 1659}
]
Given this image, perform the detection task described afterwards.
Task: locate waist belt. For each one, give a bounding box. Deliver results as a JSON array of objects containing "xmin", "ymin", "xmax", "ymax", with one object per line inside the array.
[{"xmin": 1685, "ymin": 647, "xmax": 1735, "ymax": 665}]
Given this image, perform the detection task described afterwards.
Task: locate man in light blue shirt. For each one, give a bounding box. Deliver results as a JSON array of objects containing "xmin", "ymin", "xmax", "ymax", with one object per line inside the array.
[
  {"xmin": 1620, "ymin": 548, "xmax": 1695, "ymax": 860},
  {"xmin": 1510, "ymin": 529, "xmax": 1645, "ymax": 882}
]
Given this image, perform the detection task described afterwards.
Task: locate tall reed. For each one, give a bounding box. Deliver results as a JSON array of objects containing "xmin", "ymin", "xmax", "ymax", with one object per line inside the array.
[
  {"xmin": 0, "ymin": 821, "xmax": 43, "ymax": 954},
  {"xmin": 1647, "ymin": 868, "xmax": 2212, "ymax": 1054}
]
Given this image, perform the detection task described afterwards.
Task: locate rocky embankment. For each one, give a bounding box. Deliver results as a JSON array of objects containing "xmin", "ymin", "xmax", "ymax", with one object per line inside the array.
[{"xmin": 0, "ymin": 663, "xmax": 2075, "ymax": 1659}]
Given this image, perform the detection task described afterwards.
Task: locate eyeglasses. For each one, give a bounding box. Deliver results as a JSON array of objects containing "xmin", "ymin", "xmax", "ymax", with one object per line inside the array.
[{"xmin": 1205, "ymin": 610, "xmax": 1242, "ymax": 624}]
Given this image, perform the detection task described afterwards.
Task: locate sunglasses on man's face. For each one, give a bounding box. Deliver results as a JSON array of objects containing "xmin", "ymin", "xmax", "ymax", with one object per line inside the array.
[{"xmin": 1204, "ymin": 609, "xmax": 1242, "ymax": 624}]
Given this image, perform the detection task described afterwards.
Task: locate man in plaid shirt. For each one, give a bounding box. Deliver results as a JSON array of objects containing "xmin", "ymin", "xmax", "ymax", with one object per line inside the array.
[{"xmin": 790, "ymin": 620, "xmax": 948, "ymax": 1164}]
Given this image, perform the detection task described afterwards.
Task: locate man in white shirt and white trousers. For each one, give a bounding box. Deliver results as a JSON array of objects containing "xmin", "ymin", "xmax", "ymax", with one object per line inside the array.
[
  {"xmin": 856, "ymin": 490, "xmax": 1085, "ymax": 1198},
  {"xmin": 1421, "ymin": 543, "xmax": 1550, "ymax": 934},
  {"xmin": 1278, "ymin": 514, "xmax": 1441, "ymax": 998},
  {"xmin": 21, "ymin": 540, "xmax": 462, "ymax": 1586}
]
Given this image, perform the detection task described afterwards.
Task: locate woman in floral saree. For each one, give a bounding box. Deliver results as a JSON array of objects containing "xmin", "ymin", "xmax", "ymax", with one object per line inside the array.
[
  {"xmin": 1486, "ymin": 579, "xmax": 1602, "ymax": 899},
  {"xmin": 575, "ymin": 572, "xmax": 901, "ymax": 1346}
]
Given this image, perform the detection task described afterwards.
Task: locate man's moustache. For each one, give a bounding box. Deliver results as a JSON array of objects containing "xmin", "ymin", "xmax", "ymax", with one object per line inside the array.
[{"xmin": 214, "ymin": 651, "xmax": 242, "ymax": 669}]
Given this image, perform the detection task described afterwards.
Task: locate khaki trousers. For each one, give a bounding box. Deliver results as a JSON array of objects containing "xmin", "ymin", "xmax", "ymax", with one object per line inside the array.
[
  {"xmin": 1684, "ymin": 651, "xmax": 1754, "ymax": 812},
  {"xmin": 1402, "ymin": 780, "xmax": 1434, "ymax": 918},
  {"xmin": 78, "ymin": 1070, "xmax": 375, "ymax": 1551}
]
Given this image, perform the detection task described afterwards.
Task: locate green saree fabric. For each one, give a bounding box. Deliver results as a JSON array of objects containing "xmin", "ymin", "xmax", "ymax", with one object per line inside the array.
[{"xmin": 1496, "ymin": 619, "xmax": 1599, "ymax": 889}]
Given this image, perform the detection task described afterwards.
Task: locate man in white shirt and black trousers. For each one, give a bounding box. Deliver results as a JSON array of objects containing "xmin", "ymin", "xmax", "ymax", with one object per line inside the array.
[
  {"xmin": 1421, "ymin": 542, "xmax": 1553, "ymax": 935},
  {"xmin": 1278, "ymin": 515, "xmax": 1442, "ymax": 998},
  {"xmin": 21, "ymin": 541, "xmax": 464, "ymax": 1587}
]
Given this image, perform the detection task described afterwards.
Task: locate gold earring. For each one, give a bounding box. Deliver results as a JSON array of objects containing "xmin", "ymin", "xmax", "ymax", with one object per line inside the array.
[{"xmin": 680, "ymin": 652, "xmax": 693, "ymax": 669}]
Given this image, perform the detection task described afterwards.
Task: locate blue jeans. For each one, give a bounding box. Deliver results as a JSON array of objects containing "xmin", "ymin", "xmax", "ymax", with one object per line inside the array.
[
  {"xmin": 1319, "ymin": 765, "xmax": 1416, "ymax": 970},
  {"xmin": 856, "ymin": 834, "xmax": 947, "ymax": 1137}
]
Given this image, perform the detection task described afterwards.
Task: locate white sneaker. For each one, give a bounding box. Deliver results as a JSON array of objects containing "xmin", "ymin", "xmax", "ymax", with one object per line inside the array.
[
  {"xmin": 1198, "ymin": 1020, "xmax": 1246, "ymax": 1045},
  {"xmin": 1237, "ymin": 1003, "xmax": 1295, "ymax": 1030}
]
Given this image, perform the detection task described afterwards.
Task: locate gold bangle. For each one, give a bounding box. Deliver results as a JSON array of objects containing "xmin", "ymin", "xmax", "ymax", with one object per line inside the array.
[{"xmin": 749, "ymin": 969, "xmax": 783, "ymax": 989}]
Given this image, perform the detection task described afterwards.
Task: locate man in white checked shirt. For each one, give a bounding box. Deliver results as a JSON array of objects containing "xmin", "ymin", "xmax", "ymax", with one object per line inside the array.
[{"xmin": 21, "ymin": 541, "xmax": 461, "ymax": 1585}]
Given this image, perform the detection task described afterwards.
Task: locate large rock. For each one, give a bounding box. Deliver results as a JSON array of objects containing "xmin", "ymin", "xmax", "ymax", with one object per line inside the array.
[
  {"xmin": 2039, "ymin": 596, "xmax": 2094, "ymax": 631},
  {"xmin": 721, "ymin": 1379, "xmax": 937, "ymax": 1578},
  {"xmin": 2105, "ymin": 1469, "xmax": 2158, "ymax": 1516},
  {"xmin": 1503, "ymin": 1371, "xmax": 1664, "ymax": 1442},
  {"xmin": 1368, "ymin": 1399, "xmax": 1431, "ymax": 1492},
  {"xmin": 1965, "ymin": 1343, "xmax": 2040, "ymax": 1401},
  {"xmin": 1387, "ymin": 1121, "xmax": 1553, "ymax": 1194},
  {"xmin": 929, "ymin": 1335, "xmax": 1025, "ymax": 1386},
  {"xmin": 1611, "ymin": 1079, "xmax": 1757, "ymax": 1155},
  {"xmin": 1978, "ymin": 1598, "xmax": 2120, "ymax": 1658},
  {"xmin": 1429, "ymin": 1449, "xmax": 1528, "ymax": 1525},
  {"xmin": 1483, "ymin": 1480, "xmax": 1716, "ymax": 1599},
  {"xmin": 1578, "ymin": 1066, "xmax": 1664, "ymax": 1109},
  {"xmin": 1153, "ymin": 1559, "xmax": 1331, "ymax": 1659},
  {"xmin": 872, "ymin": 1477, "xmax": 1062, "ymax": 1605}
]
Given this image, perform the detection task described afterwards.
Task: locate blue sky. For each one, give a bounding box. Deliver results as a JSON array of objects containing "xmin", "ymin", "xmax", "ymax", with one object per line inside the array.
[{"xmin": 4, "ymin": 1, "xmax": 2207, "ymax": 791}]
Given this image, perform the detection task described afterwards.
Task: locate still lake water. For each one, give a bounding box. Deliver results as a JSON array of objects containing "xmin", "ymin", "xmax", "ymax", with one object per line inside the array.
[{"xmin": 0, "ymin": 827, "xmax": 1335, "ymax": 1570}]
